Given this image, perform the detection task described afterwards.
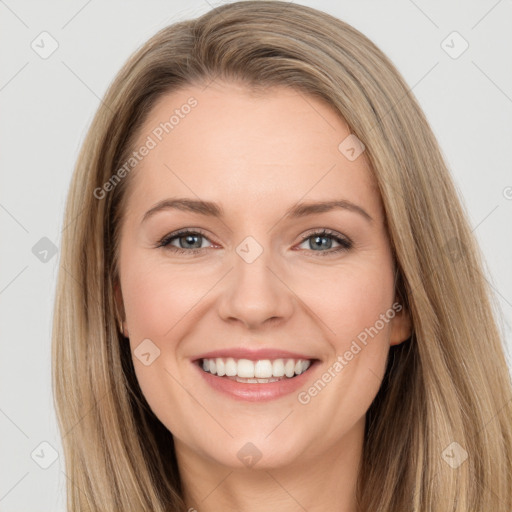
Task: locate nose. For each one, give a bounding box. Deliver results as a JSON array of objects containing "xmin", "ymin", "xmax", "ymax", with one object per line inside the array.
[{"xmin": 216, "ymin": 246, "xmax": 295, "ymax": 330}]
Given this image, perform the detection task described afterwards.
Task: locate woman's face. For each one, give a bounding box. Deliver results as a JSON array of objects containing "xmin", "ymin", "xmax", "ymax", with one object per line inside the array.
[{"xmin": 115, "ymin": 81, "xmax": 411, "ymax": 470}]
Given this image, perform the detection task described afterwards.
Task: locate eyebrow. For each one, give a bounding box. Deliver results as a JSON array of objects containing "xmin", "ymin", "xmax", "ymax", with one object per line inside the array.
[{"xmin": 141, "ymin": 197, "xmax": 373, "ymax": 224}]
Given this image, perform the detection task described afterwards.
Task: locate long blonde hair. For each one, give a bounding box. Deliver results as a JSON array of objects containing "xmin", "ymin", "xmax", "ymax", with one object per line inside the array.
[{"xmin": 52, "ymin": 1, "xmax": 512, "ymax": 510}]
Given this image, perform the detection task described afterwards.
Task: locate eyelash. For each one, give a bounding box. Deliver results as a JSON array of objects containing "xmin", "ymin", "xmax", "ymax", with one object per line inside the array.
[{"xmin": 156, "ymin": 228, "xmax": 353, "ymax": 257}]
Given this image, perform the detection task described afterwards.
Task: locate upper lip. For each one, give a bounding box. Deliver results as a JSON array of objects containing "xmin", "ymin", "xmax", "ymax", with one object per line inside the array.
[{"xmin": 193, "ymin": 348, "xmax": 319, "ymax": 362}]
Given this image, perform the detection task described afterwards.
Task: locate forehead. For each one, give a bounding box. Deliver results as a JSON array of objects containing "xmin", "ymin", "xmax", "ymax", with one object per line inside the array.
[{"xmin": 125, "ymin": 81, "xmax": 380, "ymax": 221}]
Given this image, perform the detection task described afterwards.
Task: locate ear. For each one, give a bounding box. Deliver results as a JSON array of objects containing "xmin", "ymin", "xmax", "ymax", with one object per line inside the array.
[
  {"xmin": 389, "ymin": 302, "xmax": 412, "ymax": 346},
  {"xmin": 114, "ymin": 280, "xmax": 129, "ymax": 338}
]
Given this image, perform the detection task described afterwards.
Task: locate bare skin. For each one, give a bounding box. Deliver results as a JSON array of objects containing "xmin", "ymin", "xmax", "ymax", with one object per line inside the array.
[{"xmin": 115, "ymin": 80, "xmax": 411, "ymax": 512}]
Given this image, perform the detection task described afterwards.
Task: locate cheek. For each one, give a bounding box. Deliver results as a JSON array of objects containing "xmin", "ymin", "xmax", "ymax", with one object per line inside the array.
[
  {"xmin": 121, "ymin": 255, "xmax": 211, "ymax": 340},
  {"xmin": 303, "ymin": 258, "xmax": 396, "ymax": 416},
  {"xmin": 301, "ymin": 258, "xmax": 396, "ymax": 347},
  {"xmin": 119, "ymin": 254, "xmax": 204, "ymax": 434},
  {"xmin": 324, "ymin": 264, "xmax": 396, "ymax": 403}
]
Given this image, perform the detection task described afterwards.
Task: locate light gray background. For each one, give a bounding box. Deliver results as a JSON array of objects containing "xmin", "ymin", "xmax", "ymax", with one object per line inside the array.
[{"xmin": 0, "ymin": 0, "xmax": 511, "ymax": 510}]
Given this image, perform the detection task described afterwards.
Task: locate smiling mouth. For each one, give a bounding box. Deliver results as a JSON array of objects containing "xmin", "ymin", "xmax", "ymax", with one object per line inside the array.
[{"xmin": 197, "ymin": 357, "xmax": 316, "ymax": 383}]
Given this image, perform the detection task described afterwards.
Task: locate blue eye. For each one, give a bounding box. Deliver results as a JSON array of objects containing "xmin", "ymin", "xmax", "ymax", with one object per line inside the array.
[
  {"xmin": 156, "ymin": 229, "xmax": 212, "ymax": 255},
  {"xmin": 297, "ymin": 229, "xmax": 352, "ymax": 256},
  {"xmin": 156, "ymin": 228, "xmax": 352, "ymax": 256}
]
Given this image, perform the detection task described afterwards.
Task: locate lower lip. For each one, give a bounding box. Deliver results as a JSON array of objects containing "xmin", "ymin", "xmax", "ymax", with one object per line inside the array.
[{"xmin": 193, "ymin": 360, "xmax": 320, "ymax": 402}]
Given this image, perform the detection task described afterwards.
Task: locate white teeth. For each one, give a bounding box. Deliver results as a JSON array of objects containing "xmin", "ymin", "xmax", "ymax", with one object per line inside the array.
[
  {"xmin": 237, "ymin": 359, "xmax": 255, "ymax": 378},
  {"xmin": 284, "ymin": 359, "xmax": 295, "ymax": 378},
  {"xmin": 272, "ymin": 359, "xmax": 285, "ymax": 377},
  {"xmin": 216, "ymin": 358, "xmax": 225, "ymax": 376},
  {"xmin": 254, "ymin": 360, "xmax": 273, "ymax": 378},
  {"xmin": 200, "ymin": 357, "xmax": 312, "ymax": 380},
  {"xmin": 225, "ymin": 357, "xmax": 237, "ymax": 377}
]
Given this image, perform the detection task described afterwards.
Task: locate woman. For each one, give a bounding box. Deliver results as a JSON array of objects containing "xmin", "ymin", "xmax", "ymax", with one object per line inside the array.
[{"xmin": 52, "ymin": 1, "xmax": 512, "ymax": 510}]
